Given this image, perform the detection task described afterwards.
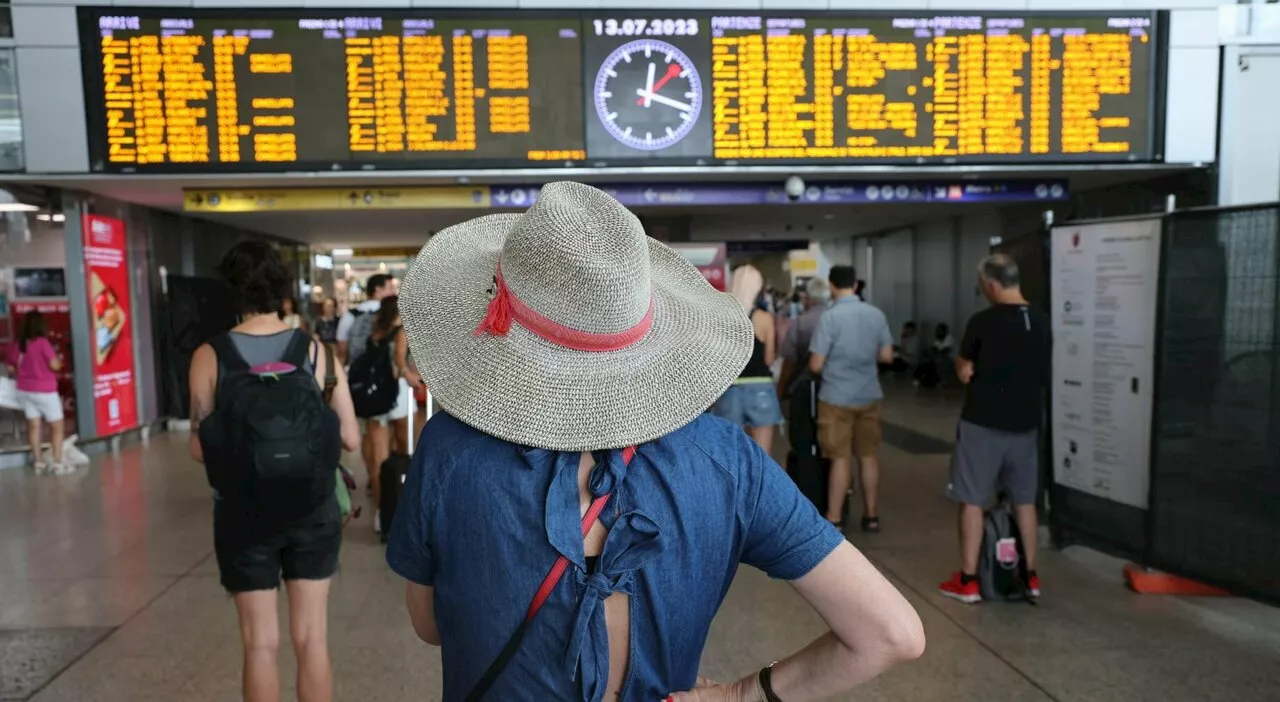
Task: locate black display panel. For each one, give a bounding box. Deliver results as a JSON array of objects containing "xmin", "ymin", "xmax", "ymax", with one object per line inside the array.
[
  {"xmin": 81, "ymin": 10, "xmax": 584, "ymax": 171},
  {"xmin": 78, "ymin": 8, "xmax": 1161, "ymax": 172}
]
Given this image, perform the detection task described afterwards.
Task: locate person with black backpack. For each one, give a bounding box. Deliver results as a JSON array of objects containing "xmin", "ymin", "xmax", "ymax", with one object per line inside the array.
[
  {"xmin": 336, "ymin": 273, "xmax": 394, "ymax": 500},
  {"xmin": 940, "ymin": 254, "xmax": 1051, "ymax": 605},
  {"xmin": 189, "ymin": 241, "xmax": 360, "ymax": 702},
  {"xmin": 345, "ymin": 296, "xmax": 409, "ymax": 534}
]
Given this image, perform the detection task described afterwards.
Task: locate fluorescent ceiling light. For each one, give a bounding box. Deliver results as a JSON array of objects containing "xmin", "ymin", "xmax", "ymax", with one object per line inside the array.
[
  {"xmin": 52, "ymin": 213, "xmax": 66, "ymax": 223},
  {"xmin": 332, "ymin": 248, "xmax": 353, "ymax": 257},
  {"xmin": 0, "ymin": 203, "xmax": 39, "ymax": 212},
  {"xmin": 36, "ymin": 213, "xmax": 52, "ymax": 222}
]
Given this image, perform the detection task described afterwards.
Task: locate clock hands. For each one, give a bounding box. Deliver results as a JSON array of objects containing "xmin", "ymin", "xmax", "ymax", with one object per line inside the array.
[
  {"xmin": 635, "ymin": 89, "xmax": 693, "ymax": 112},
  {"xmin": 636, "ymin": 62, "xmax": 683, "ymax": 108},
  {"xmin": 642, "ymin": 61, "xmax": 656, "ymax": 107}
]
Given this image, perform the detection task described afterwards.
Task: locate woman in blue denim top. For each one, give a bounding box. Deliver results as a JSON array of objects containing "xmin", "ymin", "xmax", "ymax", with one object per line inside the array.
[{"xmin": 387, "ymin": 183, "xmax": 925, "ymax": 702}]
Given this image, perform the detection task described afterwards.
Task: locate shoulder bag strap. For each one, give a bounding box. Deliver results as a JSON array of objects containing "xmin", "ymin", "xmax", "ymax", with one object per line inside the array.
[
  {"xmin": 466, "ymin": 445, "xmax": 637, "ymax": 702},
  {"xmin": 321, "ymin": 342, "xmax": 337, "ymax": 403}
]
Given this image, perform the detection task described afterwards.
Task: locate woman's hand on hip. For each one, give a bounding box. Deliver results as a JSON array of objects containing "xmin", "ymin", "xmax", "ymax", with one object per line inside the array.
[{"xmin": 667, "ymin": 676, "xmax": 760, "ymax": 702}]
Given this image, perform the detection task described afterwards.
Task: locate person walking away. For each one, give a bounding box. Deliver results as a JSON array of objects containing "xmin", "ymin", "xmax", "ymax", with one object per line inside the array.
[
  {"xmin": 336, "ymin": 273, "xmax": 393, "ymax": 493},
  {"xmin": 940, "ymin": 254, "xmax": 1051, "ymax": 603},
  {"xmin": 384, "ymin": 182, "xmax": 924, "ymax": 702},
  {"xmin": 4, "ymin": 312, "xmax": 69, "ymax": 474},
  {"xmin": 390, "ymin": 314, "xmax": 422, "ymax": 455},
  {"xmin": 777, "ymin": 277, "xmax": 831, "ymax": 400},
  {"xmin": 710, "ymin": 265, "xmax": 783, "ymax": 454},
  {"xmin": 809, "ymin": 265, "xmax": 895, "ymax": 532},
  {"xmin": 189, "ymin": 241, "xmax": 360, "ymax": 702},
  {"xmin": 280, "ymin": 297, "xmax": 306, "ymax": 331},
  {"xmin": 360, "ymin": 296, "xmax": 404, "ymax": 533},
  {"xmin": 313, "ymin": 297, "xmax": 340, "ymax": 344}
]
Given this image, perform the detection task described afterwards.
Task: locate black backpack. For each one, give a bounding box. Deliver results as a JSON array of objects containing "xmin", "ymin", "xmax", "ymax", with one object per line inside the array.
[
  {"xmin": 978, "ymin": 498, "xmax": 1033, "ymax": 603},
  {"xmin": 198, "ymin": 331, "xmax": 339, "ymax": 520},
  {"xmin": 347, "ymin": 328, "xmax": 399, "ymax": 419}
]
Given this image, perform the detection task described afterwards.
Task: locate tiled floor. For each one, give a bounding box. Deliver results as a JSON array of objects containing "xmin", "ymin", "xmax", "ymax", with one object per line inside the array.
[{"xmin": 2, "ymin": 388, "xmax": 1279, "ymax": 701}]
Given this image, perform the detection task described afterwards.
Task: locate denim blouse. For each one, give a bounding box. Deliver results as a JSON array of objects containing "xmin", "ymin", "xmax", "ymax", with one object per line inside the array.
[{"xmin": 386, "ymin": 411, "xmax": 843, "ymax": 702}]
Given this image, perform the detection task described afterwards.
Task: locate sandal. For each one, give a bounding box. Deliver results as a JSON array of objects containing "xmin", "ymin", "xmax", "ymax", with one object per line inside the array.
[{"xmin": 861, "ymin": 516, "xmax": 881, "ymax": 533}]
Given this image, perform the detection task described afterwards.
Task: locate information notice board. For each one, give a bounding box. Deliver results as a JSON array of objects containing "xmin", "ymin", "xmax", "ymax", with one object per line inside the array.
[
  {"xmin": 1050, "ymin": 218, "xmax": 1162, "ymax": 510},
  {"xmin": 80, "ymin": 8, "xmax": 1162, "ymax": 172}
]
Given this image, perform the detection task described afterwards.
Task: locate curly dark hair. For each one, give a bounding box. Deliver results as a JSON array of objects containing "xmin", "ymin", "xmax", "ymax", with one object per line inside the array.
[{"xmin": 217, "ymin": 240, "xmax": 293, "ymax": 316}]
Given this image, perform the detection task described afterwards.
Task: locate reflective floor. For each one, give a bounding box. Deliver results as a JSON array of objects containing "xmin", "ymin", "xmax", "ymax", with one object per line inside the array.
[{"xmin": 3, "ymin": 387, "xmax": 1279, "ymax": 701}]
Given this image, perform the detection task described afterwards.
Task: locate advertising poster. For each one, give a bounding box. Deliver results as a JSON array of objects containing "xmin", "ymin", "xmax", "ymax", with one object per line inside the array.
[
  {"xmin": 1050, "ymin": 218, "xmax": 1162, "ymax": 510},
  {"xmin": 9, "ymin": 300, "xmax": 75, "ymax": 421},
  {"xmin": 83, "ymin": 214, "xmax": 138, "ymax": 435},
  {"xmin": 669, "ymin": 243, "xmax": 728, "ymax": 292}
]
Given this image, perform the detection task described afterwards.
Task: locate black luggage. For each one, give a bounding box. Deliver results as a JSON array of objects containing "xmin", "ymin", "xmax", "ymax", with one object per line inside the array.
[
  {"xmin": 786, "ymin": 371, "xmax": 829, "ymax": 513},
  {"xmin": 378, "ymin": 383, "xmax": 431, "ymax": 543}
]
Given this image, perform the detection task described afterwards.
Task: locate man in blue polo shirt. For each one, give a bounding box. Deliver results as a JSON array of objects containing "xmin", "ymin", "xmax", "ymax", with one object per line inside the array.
[{"xmin": 809, "ymin": 266, "xmax": 895, "ymax": 533}]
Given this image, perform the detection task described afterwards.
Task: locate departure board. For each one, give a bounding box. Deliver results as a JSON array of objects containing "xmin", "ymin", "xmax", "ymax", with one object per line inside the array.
[
  {"xmin": 78, "ymin": 9, "xmax": 1161, "ymax": 172},
  {"xmin": 704, "ymin": 14, "xmax": 1155, "ymax": 162},
  {"xmin": 82, "ymin": 10, "xmax": 584, "ymax": 171}
]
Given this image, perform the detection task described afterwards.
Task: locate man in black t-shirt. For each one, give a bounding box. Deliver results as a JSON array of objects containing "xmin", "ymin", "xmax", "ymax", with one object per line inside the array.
[{"xmin": 939, "ymin": 254, "xmax": 1052, "ymax": 604}]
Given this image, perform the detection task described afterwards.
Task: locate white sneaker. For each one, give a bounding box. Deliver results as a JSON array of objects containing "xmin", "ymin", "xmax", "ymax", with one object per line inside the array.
[
  {"xmin": 373, "ymin": 508, "xmax": 382, "ymax": 534},
  {"xmin": 33, "ymin": 461, "xmax": 50, "ymax": 475},
  {"xmin": 51, "ymin": 463, "xmax": 75, "ymax": 476}
]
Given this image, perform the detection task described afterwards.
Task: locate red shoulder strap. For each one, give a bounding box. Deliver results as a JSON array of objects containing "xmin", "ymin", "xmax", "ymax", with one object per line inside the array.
[{"xmin": 524, "ymin": 445, "xmax": 636, "ymax": 622}]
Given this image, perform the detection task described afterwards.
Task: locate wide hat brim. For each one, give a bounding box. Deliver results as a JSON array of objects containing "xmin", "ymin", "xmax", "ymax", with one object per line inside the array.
[{"xmin": 400, "ymin": 213, "xmax": 753, "ymax": 451}]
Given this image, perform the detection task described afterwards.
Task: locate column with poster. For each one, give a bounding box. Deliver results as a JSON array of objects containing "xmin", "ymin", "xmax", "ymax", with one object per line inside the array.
[
  {"xmin": 1049, "ymin": 219, "xmax": 1162, "ymax": 510},
  {"xmin": 668, "ymin": 243, "xmax": 728, "ymax": 292},
  {"xmin": 83, "ymin": 214, "xmax": 138, "ymax": 435}
]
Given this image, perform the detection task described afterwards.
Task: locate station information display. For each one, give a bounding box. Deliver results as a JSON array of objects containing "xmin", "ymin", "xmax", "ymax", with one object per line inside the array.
[{"xmin": 79, "ymin": 9, "xmax": 1161, "ymax": 172}]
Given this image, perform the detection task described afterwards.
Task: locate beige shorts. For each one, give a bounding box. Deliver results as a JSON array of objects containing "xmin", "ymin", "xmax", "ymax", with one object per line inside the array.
[{"xmin": 817, "ymin": 400, "xmax": 882, "ymax": 460}]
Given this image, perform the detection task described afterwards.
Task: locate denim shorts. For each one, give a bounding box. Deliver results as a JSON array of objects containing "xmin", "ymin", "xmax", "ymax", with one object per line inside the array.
[{"xmin": 711, "ymin": 381, "xmax": 783, "ymax": 429}]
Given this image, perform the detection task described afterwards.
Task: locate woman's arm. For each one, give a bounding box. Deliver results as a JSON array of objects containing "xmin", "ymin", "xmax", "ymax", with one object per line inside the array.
[
  {"xmin": 405, "ymin": 582, "xmax": 439, "ymax": 645},
  {"xmin": 670, "ymin": 542, "xmax": 925, "ymax": 701},
  {"xmin": 395, "ymin": 328, "xmax": 422, "ymax": 386},
  {"xmin": 313, "ymin": 340, "xmax": 360, "ymax": 452},
  {"xmin": 47, "ymin": 344, "xmax": 64, "ymax": 373},
  {"xmin": 188, "ymin": 344, "xmax": 218, "ymax": 464},
  {"xmin": 753, "ymin": 310, "xmax": 777, "ymax": 368}
]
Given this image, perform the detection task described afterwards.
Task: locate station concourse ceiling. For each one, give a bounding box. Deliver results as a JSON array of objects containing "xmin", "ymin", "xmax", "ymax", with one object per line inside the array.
[{"xmin": 13, "ymin": 165, "xmax": 1201, "ymax": 248}]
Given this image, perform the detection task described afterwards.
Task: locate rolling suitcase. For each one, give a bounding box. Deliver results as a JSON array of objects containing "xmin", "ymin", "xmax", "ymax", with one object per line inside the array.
[
  {"xmin": 379, "ymin": 382, "xmax": 432, "ymax": 543},
  {"xmin": 787, "ymin": 373, "xmax": 829, "ymax": 513}
]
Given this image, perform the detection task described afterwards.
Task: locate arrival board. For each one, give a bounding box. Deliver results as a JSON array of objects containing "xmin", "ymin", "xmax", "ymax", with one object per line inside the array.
[{"xmin": 79, "ymin": 9, "xmax": 1160, "ymax": 172}]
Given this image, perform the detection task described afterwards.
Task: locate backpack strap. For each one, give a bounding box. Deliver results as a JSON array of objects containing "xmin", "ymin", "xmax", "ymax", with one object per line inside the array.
[
  {"xmin": 208, "ymin": 333, "xmax": 250, "ymax": 397},
  {"xmin": 465, "ymin": 445, "xmax": 637, "ymax": 702},
  {"xmin": 282, "ymin": 330, "xmax": 313, "ymax": 369}
]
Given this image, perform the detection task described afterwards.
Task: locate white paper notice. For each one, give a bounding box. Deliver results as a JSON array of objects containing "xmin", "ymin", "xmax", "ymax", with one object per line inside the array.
[{"xmin": 1050, "ymin": 218, "xmax": 1162, "ymax": 510}]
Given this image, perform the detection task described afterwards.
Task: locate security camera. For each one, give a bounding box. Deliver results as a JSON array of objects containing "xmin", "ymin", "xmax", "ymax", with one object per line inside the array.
[{"xmin": 784, "ymin": 175, "xmax": 806, "ymax": 201}]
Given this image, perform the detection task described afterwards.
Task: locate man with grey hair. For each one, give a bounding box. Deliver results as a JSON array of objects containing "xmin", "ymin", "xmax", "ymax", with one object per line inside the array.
[
  {"xmin": 778, "ymin": 277, "xmax": 832, "ymax": 399},
  {"xmin": 940, "ymin": 253, "xmax": 1051, "ymax": 603}
]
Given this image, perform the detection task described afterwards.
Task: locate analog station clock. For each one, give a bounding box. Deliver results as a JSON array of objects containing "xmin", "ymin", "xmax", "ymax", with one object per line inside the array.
[{"xmin": 593, "ymin": 39, "xmax": 704, "ymax": 152}]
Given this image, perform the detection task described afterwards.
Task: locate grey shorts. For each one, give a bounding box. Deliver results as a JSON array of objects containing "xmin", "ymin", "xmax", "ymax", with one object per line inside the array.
[{"xmin": 946, "ymin": 420, "xmax": 1039, "ymax": 506}]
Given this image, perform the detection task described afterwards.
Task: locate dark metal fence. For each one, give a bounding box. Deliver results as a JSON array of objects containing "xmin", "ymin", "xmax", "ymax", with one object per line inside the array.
[
  {"xmin": 1149, "ymin": 203, "xmax": 1280, "ymax": 603},
  {"xmin": 1042, "ymin": 203, "xmax": 1280, "ymax": 604}
]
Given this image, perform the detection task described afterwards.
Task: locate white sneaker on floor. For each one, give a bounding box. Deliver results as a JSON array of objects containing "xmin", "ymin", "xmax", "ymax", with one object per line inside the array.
[
  {"xmin": 373, "ymin": 508, "xmax": 382, "ymax": 534},
  {"xmin": 33, "ymin": 461, "xmax": 50, "ymax": 475},
  {"xmin": 51, "ymin": 463, "xmax": 75, "ymax": 476}
]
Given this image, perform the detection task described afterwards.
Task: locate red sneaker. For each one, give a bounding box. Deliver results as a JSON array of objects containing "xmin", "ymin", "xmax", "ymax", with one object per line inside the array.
[
  {"xmin": 939, "ymin": 572, "xmax": 981, "ymax": 604},
  {"xmin": 1027, "ymin": 574, "xmax": 1041, "ymax": 598}
]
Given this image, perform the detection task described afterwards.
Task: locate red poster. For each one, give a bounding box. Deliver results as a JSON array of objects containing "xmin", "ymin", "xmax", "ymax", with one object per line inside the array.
[
  {"xmin": 83, "ymin": 214, "xmax": 138, "ymax": 435},
  {"xmin": 10, "ymin": 300, "xmax": 76, "ymax": 422}
]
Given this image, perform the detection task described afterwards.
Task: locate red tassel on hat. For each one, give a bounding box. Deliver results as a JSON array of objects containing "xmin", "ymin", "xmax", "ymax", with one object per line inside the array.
[{"xmin": 474, "ymin": 272, "xmax": 513, "ymax": 337}]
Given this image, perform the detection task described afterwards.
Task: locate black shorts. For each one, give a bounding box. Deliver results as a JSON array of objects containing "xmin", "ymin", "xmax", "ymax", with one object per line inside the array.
[{"xmin": 213, "ymin": 498, "xmax": 343, "ymax": 594}]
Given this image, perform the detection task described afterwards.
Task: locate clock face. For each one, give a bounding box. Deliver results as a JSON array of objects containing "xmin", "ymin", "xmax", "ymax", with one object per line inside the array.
[{"xmin": 593, "ymin": 39, "xmax": 703, "ymax": 152}]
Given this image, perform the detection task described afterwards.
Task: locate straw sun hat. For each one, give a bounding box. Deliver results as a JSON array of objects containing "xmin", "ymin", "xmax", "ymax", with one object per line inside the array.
[{"xmin": 399, "ymin": 181, "xmax": 753, "ymax": 451}]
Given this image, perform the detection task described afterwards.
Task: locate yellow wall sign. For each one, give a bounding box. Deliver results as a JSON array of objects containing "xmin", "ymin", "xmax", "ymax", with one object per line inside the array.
[{"xmin": 184, "ymin": 187, "xmax": 492, "ymax": 213}]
